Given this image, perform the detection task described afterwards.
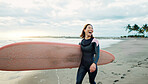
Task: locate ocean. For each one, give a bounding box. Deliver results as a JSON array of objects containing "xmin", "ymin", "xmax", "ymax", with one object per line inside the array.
[{"xmin": 0, "ymin": 38, "xmax": 123, "ymax": 49}]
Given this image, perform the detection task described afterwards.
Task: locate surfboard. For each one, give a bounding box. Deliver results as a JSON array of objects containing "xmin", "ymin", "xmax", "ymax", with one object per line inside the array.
[{"xmin": 0, "ymin": 42, "xmax": 115, "ymax": 71}]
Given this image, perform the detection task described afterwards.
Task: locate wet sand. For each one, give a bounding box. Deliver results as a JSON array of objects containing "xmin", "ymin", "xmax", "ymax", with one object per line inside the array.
[
  {"xmin": 97, "ymin": 38, "xmax": 148, "ymax": 84},
  {"xmin": 0, "ymin": 38, "xmax": 148, "ymax": 84}
]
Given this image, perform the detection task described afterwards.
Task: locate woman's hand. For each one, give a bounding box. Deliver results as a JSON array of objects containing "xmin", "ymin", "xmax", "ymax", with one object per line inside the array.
[{"xmin": 89, "ymin": 63, "xmax": 96, "ymax": 73}]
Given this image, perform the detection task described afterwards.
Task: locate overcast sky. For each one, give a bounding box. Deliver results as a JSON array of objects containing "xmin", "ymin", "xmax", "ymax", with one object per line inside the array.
[{"xmin": 0, "ymin": 0, "xmax": 148, "ymax": 38}]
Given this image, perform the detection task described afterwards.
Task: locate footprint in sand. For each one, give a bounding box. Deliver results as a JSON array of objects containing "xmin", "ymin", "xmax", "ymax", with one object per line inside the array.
[
  {"xmin": 114, "ymin": 80, "xmax": 119, "ymax": 83},
  {"xmin": 144, "ymin": 59, "xmax": 147, "ymax": 61},
  {"xmin": 123, "ymin": 74, "xmax": 126, "ymax": 76},
  {"xmin": 111, "ymin": 72, "xmax": 121, "ymax": 76},
  {"xmin": 121, "ymin": 76, "xmax": 125, "ymax": 79},
  {"xmin": 97, "ymin": 81, "xmax": 102, "ymax": 84},
  {"xmin": 138, "ymin": 61, "xmax": 142, "ymax": 65},
  {"xmin": 120, "ymin": 73, "xmax": 126, "ymax": 80},
  {"xmin": 127, "ymin": 69, "xmax": 131, "ymax": 72},
  {"xmin": 131, "ymin": 65, "xmax": 138, "ymax": 68}
]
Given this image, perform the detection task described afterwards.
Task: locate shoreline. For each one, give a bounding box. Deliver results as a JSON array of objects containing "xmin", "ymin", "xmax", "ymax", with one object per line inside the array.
[{"xmin": 0, "ymin": 39, "xmax": 148, "ymax": 84}]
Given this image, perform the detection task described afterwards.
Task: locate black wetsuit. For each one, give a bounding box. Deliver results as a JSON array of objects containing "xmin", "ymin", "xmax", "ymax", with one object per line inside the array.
[{"xmin": 76, "ymin": 38, "xmax": 100, "ymax": 84}]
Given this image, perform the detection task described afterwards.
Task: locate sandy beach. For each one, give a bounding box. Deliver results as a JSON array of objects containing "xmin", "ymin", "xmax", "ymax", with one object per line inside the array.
[
  {"xmin": 0, "ymin": 38, "xmax": 148, "ymax": 84},
  {"xmin": 98, "ymin": 38, "xmax": 148, "ymax": 84}
]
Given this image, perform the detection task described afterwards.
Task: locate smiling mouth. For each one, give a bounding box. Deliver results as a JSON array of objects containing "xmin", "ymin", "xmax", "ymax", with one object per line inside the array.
[{"xmin": 89, "ymin": 31, "xmax": 92, "ymax": 34}]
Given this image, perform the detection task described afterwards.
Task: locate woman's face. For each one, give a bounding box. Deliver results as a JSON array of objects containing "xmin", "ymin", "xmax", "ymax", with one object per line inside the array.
[{"xmin": 84, "ymin": 25, "xmax": 93, "ymax": 37}]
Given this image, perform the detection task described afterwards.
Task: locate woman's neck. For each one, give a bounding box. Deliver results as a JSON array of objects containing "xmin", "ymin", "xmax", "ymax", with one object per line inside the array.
[{"xmin": 85, "ymin": 36, "xmax": 91, "ymax": 40}]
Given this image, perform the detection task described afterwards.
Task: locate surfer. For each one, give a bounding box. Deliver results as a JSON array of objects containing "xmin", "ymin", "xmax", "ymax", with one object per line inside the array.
[{"xmin": 76, "ymin": 24, "xmax": 100, "ymax": 84}]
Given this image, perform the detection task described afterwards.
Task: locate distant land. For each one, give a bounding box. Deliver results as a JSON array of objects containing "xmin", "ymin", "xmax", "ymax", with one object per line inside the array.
[
  {"xmin": 22, "ymin": 35, "xmax": 148, "ymax": 40},
  {"xmin": 22, "ymin": 36, "xmax": 121, "ymax": 39}
]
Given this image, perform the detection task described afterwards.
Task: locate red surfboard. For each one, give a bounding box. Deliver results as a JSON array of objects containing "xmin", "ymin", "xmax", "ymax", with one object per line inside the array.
[{"xmin": 0, "ymin": 42, "xmax": 115, "ymax": 71}]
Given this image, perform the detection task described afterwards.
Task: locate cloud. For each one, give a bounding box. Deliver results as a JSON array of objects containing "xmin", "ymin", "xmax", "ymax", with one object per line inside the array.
[{"xmin": 0, "ymin": 0, "xmax": 148, "ymax": 37}]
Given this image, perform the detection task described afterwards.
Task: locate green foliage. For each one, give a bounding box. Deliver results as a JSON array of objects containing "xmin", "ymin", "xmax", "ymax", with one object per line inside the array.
[
  {"xmin": 132, "ymin": 24, "xmax": 140, "ymax": 31},
  {"xmin": 125, "ymin": 24, "xmax": 148, "ymax": 37},
  {"xmin": 142, "ymin": 24, "xmax": 148, "ymax": 32},
  {"xmin": 126, "ymin": 24, "xmax": 132, "ymax": 33}
]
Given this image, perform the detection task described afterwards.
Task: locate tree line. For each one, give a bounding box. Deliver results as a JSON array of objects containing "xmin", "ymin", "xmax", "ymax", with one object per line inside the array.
[{"xmin": 125, "ymin": 24, "xmax": 148, "ymax": 37}]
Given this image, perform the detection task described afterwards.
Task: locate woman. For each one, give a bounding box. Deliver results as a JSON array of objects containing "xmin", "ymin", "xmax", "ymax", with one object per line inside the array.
[{"xmin": 76, "ymin": 24, "xmax": 100, "ymax": 84}]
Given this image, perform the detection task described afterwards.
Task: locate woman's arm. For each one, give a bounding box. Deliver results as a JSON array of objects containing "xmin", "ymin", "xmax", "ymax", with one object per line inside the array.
[
  {"xmin": 90, "ymin": 38, "xmax": 100, "ymax": 72},
  {"xmin": 93, "ymin": 43, "xmax": 100, "ymax": 64}
]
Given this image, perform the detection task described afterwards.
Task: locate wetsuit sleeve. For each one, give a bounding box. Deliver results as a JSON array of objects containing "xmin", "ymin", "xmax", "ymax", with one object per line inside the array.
[
  {"xmin": 79, "ymin": 39, "xmax": 83, "ymax": 45},
  {"xmin": 93, "ymin": 42, "xmax": 100, "ymax": 64},
  {"xmin": 79, "ymin": 42, "xmax": 81, "ymax": 45}
]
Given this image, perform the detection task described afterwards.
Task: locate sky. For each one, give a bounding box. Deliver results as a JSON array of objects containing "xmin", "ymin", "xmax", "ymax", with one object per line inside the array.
[{"xmin": 0, "ymin": 0, "xmax": 148, "ymax": 38}]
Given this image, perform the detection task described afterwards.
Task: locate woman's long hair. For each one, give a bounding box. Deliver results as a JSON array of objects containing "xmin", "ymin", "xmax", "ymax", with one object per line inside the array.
[{"xmin": 80, "ymin": 24, "xmax": 94, "ymax": 38}]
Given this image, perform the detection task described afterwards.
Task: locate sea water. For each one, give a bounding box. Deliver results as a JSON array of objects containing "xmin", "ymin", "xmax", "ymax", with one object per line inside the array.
[{"xmin": 0, "ymin": 38, "xmax": 123, "ymax": 49}]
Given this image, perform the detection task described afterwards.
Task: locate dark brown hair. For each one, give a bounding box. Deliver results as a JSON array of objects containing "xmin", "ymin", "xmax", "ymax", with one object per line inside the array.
[{"xmin": 80, "ymin": 24, "xmax": 94, "ymax": 38}]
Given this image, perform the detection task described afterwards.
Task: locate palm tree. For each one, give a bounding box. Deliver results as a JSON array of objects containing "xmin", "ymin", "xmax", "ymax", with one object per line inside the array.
[
  {"xmin": 125, "ymin": 24, "xmax": 145, "ymax": 37},
  {"xmin": 132, "ymin": 24, "xmax": 140, "ymax": 31},
  {"xmin": 138, "ymin": 28, "xmax": 144, "ymax": 35},
  {"xmin": 126, "ymin": 24, "xmax": 140, "ymax": 33},
  {"xmin": 142, "ymin": 24, "xmax": 148, "ymax": 37},
  {"xmin": 126, "ymin": 24, "xmax": 132, "ymax": 33}
]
